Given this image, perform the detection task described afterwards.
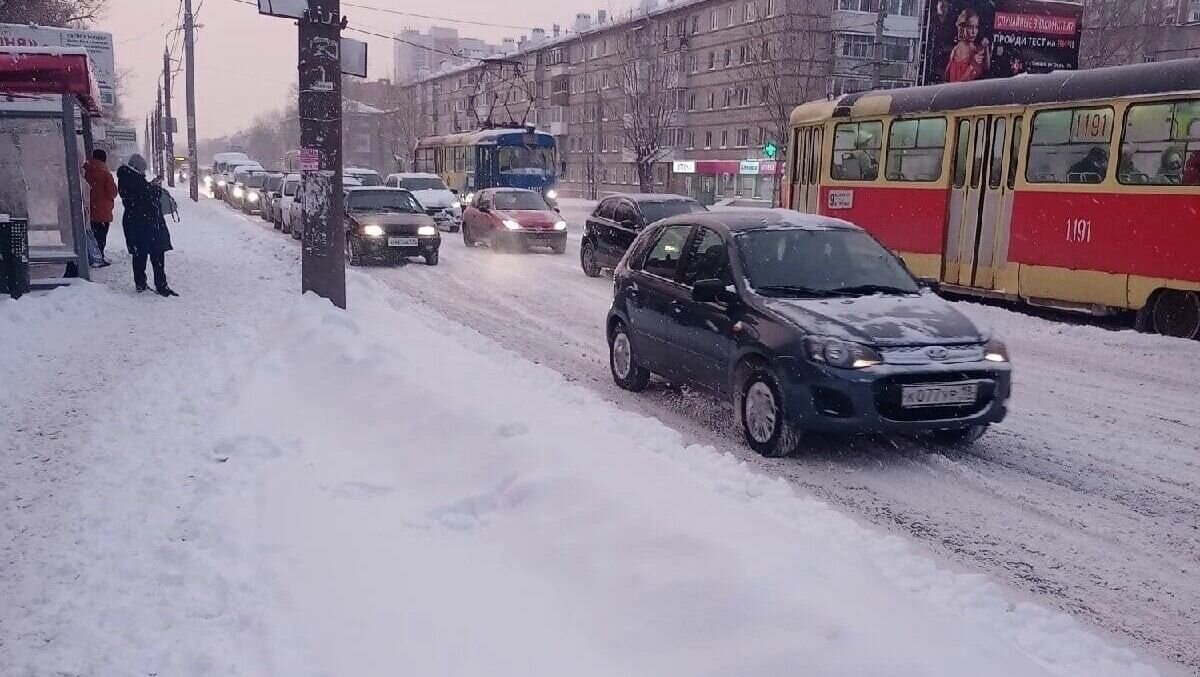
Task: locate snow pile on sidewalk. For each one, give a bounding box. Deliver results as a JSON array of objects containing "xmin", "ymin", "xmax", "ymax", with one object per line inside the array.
[{"xmin": 201, "ymin": 275, "xmax": 1156, "ymax": 677}]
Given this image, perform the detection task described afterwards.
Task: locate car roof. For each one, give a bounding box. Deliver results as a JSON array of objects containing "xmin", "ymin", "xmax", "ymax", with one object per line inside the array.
[
  {"xmin": 656, "ymin": 208, "xmax": 863, "ymax": 234},
  {"xmin": 346, "ymin": 186, "xmax": 410, "ymax": 192},
  {"xmin": 487, "ymin": 187, "xmax": 537, "ymax": 193},
  {"xmin": 387, "ymin": 172, "xmax": 441, "ymax": 179},
  {"xmin": 344, "ymin": 167, "xmax": 378, "ymax": 174},
  {"xmin": 605, "ymin": 192, "xmax": 697, "ymax": 204},
  {"xmin": 284, "ymin": 173, "xmax": 301, "ymax": 181}
]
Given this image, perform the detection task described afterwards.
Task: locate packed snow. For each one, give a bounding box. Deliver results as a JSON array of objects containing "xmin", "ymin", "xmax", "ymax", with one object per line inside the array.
[{"xmin": 0, "ymin": 191, "xmax": 1182, "ymax": 676}]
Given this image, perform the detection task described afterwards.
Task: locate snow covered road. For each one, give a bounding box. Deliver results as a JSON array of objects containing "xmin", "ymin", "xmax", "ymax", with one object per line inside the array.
[
  {"xmin": 359, "ymin": 198, "xmax": 1200, "ymax": 673},
  {"xmin": 0, "ymin": 193, "xmax": 1192, "ymax": 676}
]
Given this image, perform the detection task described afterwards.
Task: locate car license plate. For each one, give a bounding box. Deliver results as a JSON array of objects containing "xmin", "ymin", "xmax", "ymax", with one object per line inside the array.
[
  {"xmin": 900, "ymin": 383, "xmax": 978, "ymax": 408},
  {"xmin": 388, "ymin": 236, "xmax": 418, "ymax": 247}
]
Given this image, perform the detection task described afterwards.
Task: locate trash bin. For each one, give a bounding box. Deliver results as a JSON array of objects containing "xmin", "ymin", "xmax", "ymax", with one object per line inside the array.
[{"xmin": 0, "ymin": 215, "xmax": 30, "ymax": 299}]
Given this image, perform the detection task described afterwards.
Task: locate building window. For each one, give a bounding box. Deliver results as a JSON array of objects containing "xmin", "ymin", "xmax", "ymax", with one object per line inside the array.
[
  {"xmin": 836, "ymin": 0, "xmax": 873, "ymax": 11},
  {"xmin": 758, "ymin": 126, "xmax": 768, "ymax": 145},
  {"xmin": 766, "ymin": 0, "xmax": 775, "ymax": 15},
  {"xmin": 708, "ymin": 51, "xmax": 716, "ymax": 70},
  {"xmin": 690, "ymin": 15, "xmax": 700, "ymax": 33},
  {"xmin": 739, "ymin": 45, "xmax": 749, "ymax": 63},
  {"xmin": 736, "ymin": 128, "xmax": 750, "ymax": 147},
  {"xmin": 882, "ymin": 36, "xmax": 915, "ymax": 62},
  {"xmin": 727, "ymin": 5, "xmax": 735, "ymax": 25},
  {"xmin": 837, "ymin": 33, "xmax": 874, "ymax": 59},
  {"xmin": 687, "ymin": 92, "xmax": 697, "ymax": 110},
  {"xmin": 886, "ymin": 0, "xmax": 918, "ymax": 16},
  {"xmin": 739, "ymin": 87, "xmax": 751, "ymax": 106},
  {"xmin": 724, "ymin": 48, "xmax": 733, "ymax": 67},
  {"xmin": 711, "ymin": 10, "xmax": 718, "ymax": 30},
  {"xmin": 705, "ymin": 130, "xmax": 713, "ymax": 148},
  {"xmin": 720, "ymin": 130, "xmax": 729, "ymax": 148},
  {"xmin": 744, "ymin": 2, "xmax": 756, "ymax": 21},
  {"xmin": 760, "ymin": 84, "xmax": 770, "ymax": 103},
  {"xmin": 708, "ymin": 91, "xmax": 715, "ymax": 109}
]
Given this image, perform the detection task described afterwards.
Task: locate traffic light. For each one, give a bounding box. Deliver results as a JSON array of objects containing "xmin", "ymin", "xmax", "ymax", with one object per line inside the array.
[{"xmin": 763, "ymin": 141, "xmax": 778, "ymax": 159}]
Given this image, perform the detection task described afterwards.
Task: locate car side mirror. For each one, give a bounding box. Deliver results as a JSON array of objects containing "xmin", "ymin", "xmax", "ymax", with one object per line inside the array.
[
  {"xmin": 553, "ymin": 206, "xmax": 561, "ymax": 213},
  {"xmin": 450, "ymin": 188, "xmax": 460, "ymax": 195},
  {"xmin": 692, "ymin": 278, "xmax": 734, "ymax": 304}
]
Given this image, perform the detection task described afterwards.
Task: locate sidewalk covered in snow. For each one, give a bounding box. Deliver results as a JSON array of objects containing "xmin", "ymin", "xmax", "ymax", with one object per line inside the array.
[{"xmin": 0, "ymin": 193, "xmax": 1162, "ymax": 677}]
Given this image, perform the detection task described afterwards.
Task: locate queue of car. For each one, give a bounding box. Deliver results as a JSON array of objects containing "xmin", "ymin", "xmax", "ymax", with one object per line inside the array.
[{"xmin": 210, "ymin": 162, "xmax": 1010, "ymax": 455}]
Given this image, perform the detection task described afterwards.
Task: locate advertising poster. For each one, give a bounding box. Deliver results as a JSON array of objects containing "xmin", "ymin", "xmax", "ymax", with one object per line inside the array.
[
  {"xmin": 0, "ymin": 24, "xmax": 115, "ymax": 109},
  {"xmin": 921, "ymin": 0, "xmax": 1083, "ymax": 86}
]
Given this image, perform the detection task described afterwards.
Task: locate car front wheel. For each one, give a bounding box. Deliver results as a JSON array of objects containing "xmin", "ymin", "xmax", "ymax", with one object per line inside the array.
[
  {"xmin": 580, "ymin": 240, "xmax": 601, "ymax": 277},
  {"xmin": 929, "ymin": 425, "xmax": 988, "ymax": 447},
  {"xmin": 425, "ymin": 250, "xmax": 439, "ymax": 266},
  {"xmin": 609, "ymin": 322, "xmax": 650, "ymax": 392},
  {"xmin": 738, "ymin": 367, "xmax": 801, "ymax": 458}
]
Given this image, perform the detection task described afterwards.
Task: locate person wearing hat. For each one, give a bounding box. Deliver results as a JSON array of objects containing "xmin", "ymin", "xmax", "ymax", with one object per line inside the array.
[{"xmin": 117, "ymin": 154, "xmax": 177, "ymax": 296}]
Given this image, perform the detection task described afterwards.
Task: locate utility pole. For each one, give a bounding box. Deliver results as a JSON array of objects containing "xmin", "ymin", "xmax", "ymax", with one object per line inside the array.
[
  {"xmin": 154, "ymin": 86, "xmax": 163, "ymax": 176},
  {"xmin": 144, "ymin": 116, "xmax": 152, "ymax": 160},
  {"xmin": 184, "ymin": 0, "xmax": 199, "ymax": 201},
  {"xmin": 298, "ymin": 1, "xmax": 346, "ymax": 308},
  {"xmin": 163, "ymin": 48, "xmax": 176, "ymax": 187},
  {"xmin": 870, "ymin": 0, "xmax": 889, "ymax": 89}
]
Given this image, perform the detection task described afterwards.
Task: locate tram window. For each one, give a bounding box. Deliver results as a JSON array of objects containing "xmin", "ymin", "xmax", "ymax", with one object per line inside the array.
[
  {"xmin": 810, "ymin": 128, "xmax": 822, "ymax": 184},
  {"xmin": 1007, "ymin": 117, "xmax": 1023, "ymax": 189},
  {"xmin": 830, "ymin": 121, "xmax": 882, "ymax": 181},
  {"xmin": 953, "ymin": 119, "xmax": 970, "ymax": 188},
  {"xmin": 989, "ymin": 118, "xmax": 1007, "ymax": 189},
  {"xmin": 1119, "ymin": 99, "xmax": 1200, "ymax": 186},
  {"xmin": 885, "ymin": 117, "xmax": 947, "ymax": 182},
  {"xmin": 970, "ymin": 119, "xmax": 987, "ymax": 188},
  {"xmin": 1026, "ymin": 107, "xmax": 1114, "ymax": 184}
]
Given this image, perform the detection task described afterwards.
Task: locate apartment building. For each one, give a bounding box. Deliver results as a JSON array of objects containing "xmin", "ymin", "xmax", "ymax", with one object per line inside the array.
[{"xmin": 392, "ymin": 26, "xmax": 501, "ymax": 85}]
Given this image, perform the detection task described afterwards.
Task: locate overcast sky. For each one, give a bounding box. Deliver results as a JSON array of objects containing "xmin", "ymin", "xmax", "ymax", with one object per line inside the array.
[{"xmin": 99, "ymin": 0, "xmax": 633, "ymax": 141}]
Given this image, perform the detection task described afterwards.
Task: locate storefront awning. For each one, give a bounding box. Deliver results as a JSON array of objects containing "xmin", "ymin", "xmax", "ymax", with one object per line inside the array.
[{"xmin": 0, "ymin": 47, "xmax": 103, "ymax": 116}]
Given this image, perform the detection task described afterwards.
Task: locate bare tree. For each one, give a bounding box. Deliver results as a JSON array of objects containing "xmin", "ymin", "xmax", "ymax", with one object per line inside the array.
[
  {"xmin": 739, "ymin": 0, "xmax": 831, "ymax": 204},
  {"xmin": 609, "ymin": 23, "xmax": 681, "ymax": 193},
  {"xmin": 0, "ymin": 0, "xmax": 107, "ymax": 27},
  {"xmin": 1080, "ymin": 0, "xmax": 1175, "ymax": 66}
]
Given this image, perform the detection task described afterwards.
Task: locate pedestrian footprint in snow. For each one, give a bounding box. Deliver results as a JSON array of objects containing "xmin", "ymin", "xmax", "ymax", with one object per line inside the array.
[{"xmin": 117, "ymin": 154, "xmax": 178, "ymax": 297}]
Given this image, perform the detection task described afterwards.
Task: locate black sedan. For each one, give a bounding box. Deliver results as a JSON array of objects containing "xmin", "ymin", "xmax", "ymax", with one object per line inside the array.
[
  {"xmin": 580, "ymin": 193, "xmax": 705, "ymax": 277},
  {"xmin": 605, "ymin": 209, "xmax": 1012, "ymax": 457},
  {"xmin": 344, "ymin": 187, "xmax": 441, "ymax": 266}
]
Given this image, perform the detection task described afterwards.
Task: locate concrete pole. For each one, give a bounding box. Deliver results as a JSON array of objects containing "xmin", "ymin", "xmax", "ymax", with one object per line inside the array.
[
  {"xmin": 184, "ymin": 0, "xmax": 199, "ymax": 201},
  {"xmin": 163, "ymin": 48, "xmax": 176, "ymax": 187}
]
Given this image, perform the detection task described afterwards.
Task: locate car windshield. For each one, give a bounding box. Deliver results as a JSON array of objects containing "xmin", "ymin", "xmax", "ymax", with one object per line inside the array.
[
  {"xmin": 641, "ymin": 200, "xmax": 704, "ymax": 224},
  {"xmin": 493, "ymin": 190, "xmax": 549, "ymax": 211},
  {"xmin": 266, "ymin": 176, "xmax": 284, "ymax": 191},
  {"xmin": 346, "ymin": 190, "xmax": 421, "ymax": 213},
  {"xmin": 736, "ymin": 229, "xmax": 919, "ymax": 297},
  {"xmin": 244, "ymin": 174, "xmax": 267, "ymax": 188},
  {"xmin": 283, "ymin": 180, "xmax": 299, "ymax": 196},
  {"xmin": 348, "ymin": 172, "xmax": 383, "ymax": 186},
  {"xmin": 497, "ymin": 146, "xmax": 555, "ymax": 174},
  {"xmin": 399, "ymin": 177, "xmax": 447, "ymax": 191}
]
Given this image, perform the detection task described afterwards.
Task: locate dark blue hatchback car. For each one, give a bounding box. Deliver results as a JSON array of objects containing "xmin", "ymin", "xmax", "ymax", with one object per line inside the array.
[{"xmin": 606, "ymin": 209, "xmax": 1012, "ymax": 457}]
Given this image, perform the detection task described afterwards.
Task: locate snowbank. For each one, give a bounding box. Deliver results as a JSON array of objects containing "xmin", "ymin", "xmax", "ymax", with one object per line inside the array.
[{"xmin": 206, "ymin": 274, "xmax": 1157, "ymax": 677}]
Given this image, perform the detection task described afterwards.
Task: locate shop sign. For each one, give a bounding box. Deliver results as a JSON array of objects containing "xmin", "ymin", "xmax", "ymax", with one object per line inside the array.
[{"xmin": 672, "ymin": 160, "xmax": 696, "ymax": 174}]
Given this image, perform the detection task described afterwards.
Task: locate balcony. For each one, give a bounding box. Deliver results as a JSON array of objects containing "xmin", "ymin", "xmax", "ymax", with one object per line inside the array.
[{"xmin": 547, "ymin": 63, "xmax": 570, "ymax": 78}]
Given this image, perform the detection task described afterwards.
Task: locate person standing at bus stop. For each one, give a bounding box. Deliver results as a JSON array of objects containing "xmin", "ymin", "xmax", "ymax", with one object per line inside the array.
[
  {"xmin": 117, "ymin": 154, "xmax": 177, "ymax": 297},
  {"xmin": 83, "ymin": 149, "xmax": 117, "ymax": 266}
]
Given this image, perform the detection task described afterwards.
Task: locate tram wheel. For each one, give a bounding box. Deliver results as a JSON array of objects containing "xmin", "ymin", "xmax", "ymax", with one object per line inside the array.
[{"xmin": 1151, "ymin": 289, "xmax": 1200, "ymax": 340}]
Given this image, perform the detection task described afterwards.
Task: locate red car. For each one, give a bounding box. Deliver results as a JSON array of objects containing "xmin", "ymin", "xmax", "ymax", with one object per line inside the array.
[{"xmin": 462, "ymin": 188, "xmax": 567, "ymax": 254}]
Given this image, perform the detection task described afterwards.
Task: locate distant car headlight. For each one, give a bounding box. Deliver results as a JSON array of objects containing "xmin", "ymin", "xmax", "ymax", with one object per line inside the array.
[
  {"xmin": 247, "ymin": 192, "xmax": 259, "ymax": 202},
  {"xmin": 804, "ymin": 337, "xmax": 882, "ymax": 369},
  {"xmin": 545, "ymin": 189, "xmax": 558, "ymax": 200},
  {"xmin": 983, "ymin": 338, "xmax": 1009, "ymax": 363},
  {"xmin": 203, "ymin": 176, "xmax": 213, "ymax": 185},
  {"xmin": 417, "ymin": 225, "xmax": 437, "ymax": 236},
  {"xmin": 464, "ymin": 192, "xmax": 474, "ymax": 204},
  {"xmin": 451, "ymin": 200, "xmax": 461, "ymax": 209},
  {"xmin": 503, "ymin": 219, "xmax": 522, "ymax": 231},
  {"xmin": 232, "ymin": 186, "xmax": 244, "ymax": 198},
  {"xmin": 361, "ymin": 224, "xmax": 384, "ymax": 237},
  {"xmin": 554, "ymin": 220, "xmax": 567, "ymax": 231},
  {"xmin": 217, "ymin": 179, "xmax": 227, "ymax": 187}
]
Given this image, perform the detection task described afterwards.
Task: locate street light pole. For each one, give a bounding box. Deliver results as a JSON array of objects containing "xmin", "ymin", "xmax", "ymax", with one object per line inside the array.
[
  {"xmin": 163, "ymin": 47, "xmax": 175, "ymax": 187},
  {"xmin": 184, "ymin": 0, "xmax": 199, "ymax": 201},
  {"xmin": 298, "ymin": 1, "xmax": 346, "ymax": 309}
]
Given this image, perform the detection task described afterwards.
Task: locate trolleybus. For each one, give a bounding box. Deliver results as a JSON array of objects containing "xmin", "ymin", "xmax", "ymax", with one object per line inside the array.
[{"xmin": 784, "ymin": 58, "xmax": 1200, "ymax": 339}]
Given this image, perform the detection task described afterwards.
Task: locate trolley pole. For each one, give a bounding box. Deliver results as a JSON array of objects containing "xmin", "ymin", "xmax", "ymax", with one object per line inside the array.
[
  {"xmin": 298, "ymin": 0, "xmax": 346, "ymax": 309},
  {"xmin": 184, "ymin": 0, "xmax": 199, "ymax": 201},
  {"xmin": 163, "ymin": 48, "xmax": 176, "ymax": 187},
  {"xmin": 870, "ymin": 0, "xmax": 888, "ymax": 89}
]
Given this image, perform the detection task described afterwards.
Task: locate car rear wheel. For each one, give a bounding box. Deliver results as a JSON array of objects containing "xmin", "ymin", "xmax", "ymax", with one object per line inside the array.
[
  {"xmin": 580, "ymin": 240, "xmax": 601, "ymax": 277},
  {"xmin": 929, "ymin": 425, "xmax": 988, "ymax": 447},
  {"xmin": 609, "ymin": 322, "xmax": 651, "ymax": 392},
  {"xmin": 1151, "ymin": 289, "xmax": 1200, "ymax": 339},
  {"xmin": 738, "ymin": 367, "xmax": 801, "ymax": 458}
]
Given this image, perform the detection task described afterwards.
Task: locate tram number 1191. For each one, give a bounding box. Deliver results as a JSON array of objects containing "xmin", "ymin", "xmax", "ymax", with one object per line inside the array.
[{"xmin": 1065, "ymin": 218, "xmax": 1093, "ymax": 243}]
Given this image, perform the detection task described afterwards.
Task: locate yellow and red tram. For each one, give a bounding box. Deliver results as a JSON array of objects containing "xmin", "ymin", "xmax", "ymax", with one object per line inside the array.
[{"xmin": 784, "ymin": 58, "xmax": 1200, "ymax": 339}]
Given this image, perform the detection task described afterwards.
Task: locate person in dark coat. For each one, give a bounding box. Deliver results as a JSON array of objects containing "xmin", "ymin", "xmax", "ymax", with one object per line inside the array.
[{"xmin": 117, "ymin": 154, "xmax": 177, "ymax": 296}]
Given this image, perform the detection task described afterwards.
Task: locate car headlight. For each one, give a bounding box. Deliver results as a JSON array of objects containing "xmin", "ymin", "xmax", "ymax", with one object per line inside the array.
[
  {"xmin": 554, "ymin": 220, "xmax": 567, "ymax": 231},
  {"xmin": 248, "ymin": 192, "xmax": 259, "ymax": 202},
  {"xmin": 203, "ymin": 176, "xmax": 213, "ymax": 185},
  {"xmin": 233, "ymin": 187, "xmax": 244, "ymax": 198},
  {"xmin": 217, "ymin": 179, "xmax": 227, "ymax": 187},
  {"xmin": 983, "ymin": 338, "xmax": 1009, "ymax": 363},
  {"xmin": 464, "ymin": 192, "xmax": 474, "ymax": 204},
  {"xmin": 361, "ymin": 224, "xmax": 384, "ymax": 237},
  {"xmin": 417, "ymin": 225, "xmax": 437, "ymax": 236},
  {"xmin": 545, "ymin": 189, "xmax": 558, "ymax": 200},
  {"xmin": 804, "ymin": 337, "xmax": 882, "ymax": 369},
  {"xmin": 503, "ymin": 219, "xmax": 522, "ymax": 231},
  {"xmin": 452, "ymin": 200, "xmax": 461, "ymax": 209}
]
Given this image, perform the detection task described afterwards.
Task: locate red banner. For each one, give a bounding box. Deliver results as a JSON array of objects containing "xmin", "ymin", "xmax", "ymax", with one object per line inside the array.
[{"xmin": 993, "ymin": 12, "xmax": 1078, "ymax": 35}]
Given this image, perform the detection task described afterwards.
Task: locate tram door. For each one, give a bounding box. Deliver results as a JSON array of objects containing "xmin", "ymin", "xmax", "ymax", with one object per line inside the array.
[
  {"xmin": 944, "ymin": 114, "xmax": 1017, "ymax": 289},
  {"xmin": 791, "ymin": 126, "xmax": 823, "ymax": 214}
]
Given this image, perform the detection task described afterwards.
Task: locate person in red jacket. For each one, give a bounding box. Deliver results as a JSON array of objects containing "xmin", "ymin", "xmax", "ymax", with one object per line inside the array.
[{"xmin": 83, "ymin": 149, "xmax": 118, "ymax": 265}]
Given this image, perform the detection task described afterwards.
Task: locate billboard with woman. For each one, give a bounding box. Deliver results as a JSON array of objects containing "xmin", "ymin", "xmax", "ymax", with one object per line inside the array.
[{"xmin": 921, "ymin": 0, "xmax": 1083, "ymax": 85}]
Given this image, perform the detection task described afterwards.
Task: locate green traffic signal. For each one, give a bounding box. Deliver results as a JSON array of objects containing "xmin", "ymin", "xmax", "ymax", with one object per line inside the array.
[{"xmin": 763, "ymin": 141, "xmax": 778, "ymax": 159}]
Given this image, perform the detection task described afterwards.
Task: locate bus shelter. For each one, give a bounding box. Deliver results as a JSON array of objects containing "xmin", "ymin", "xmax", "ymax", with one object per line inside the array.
[{"xmin": 0, "ymin": 47, "xmax": 103, "ymax": 284}]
